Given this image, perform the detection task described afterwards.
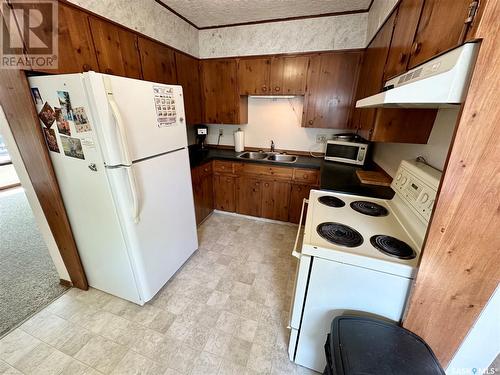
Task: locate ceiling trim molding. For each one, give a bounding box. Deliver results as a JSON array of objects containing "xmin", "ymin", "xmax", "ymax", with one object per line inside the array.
[
  {"xmin": 154, "ymin": 0, "xmax": 373, "ymax": 30},
  {"xmin": 153, "ymin": 0, "xmax": 199, "ymax": 29}
]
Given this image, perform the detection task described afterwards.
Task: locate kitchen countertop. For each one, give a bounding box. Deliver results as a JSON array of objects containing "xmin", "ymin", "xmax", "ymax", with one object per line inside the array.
[
  {"xmin": 320, "ymin": 160, "xmax": 395, "ymax": 199},
  {"xmin": 189, "ymin": 146, "xmax": 323, "ymax": 170},
  {"xmin": 189, "ymin": 146, "xmax": 395, "ymax": 200}
]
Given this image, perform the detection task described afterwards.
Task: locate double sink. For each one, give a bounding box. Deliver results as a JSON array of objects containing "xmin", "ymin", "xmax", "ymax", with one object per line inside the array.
[{"xmin": 238, "ymin": 151, "xmax": 298, "ymax": 163}]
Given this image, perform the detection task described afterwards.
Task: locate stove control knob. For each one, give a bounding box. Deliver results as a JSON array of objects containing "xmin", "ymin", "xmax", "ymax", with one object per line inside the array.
[
  {"xmin": 420, "ymin": 193, "xmax": 429, "ymax": 203},
  {"xmin": 396, "ymin": 173, "xmax": 402, "ymax": 181},
  {"xmin": 401, "ymin": 177, "xmax": 408, "ymax": 185}
]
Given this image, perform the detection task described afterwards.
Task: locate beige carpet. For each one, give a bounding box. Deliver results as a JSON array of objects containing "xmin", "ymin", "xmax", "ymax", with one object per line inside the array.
[{"xmin": 0, "ymin": 188, "xmax": 68, "ymax": 337}]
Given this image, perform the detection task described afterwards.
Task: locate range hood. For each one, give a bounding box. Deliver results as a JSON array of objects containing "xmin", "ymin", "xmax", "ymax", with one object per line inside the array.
[{"xmin": 356, "ymin": 42, "xmax": 479, "ymax": 108}]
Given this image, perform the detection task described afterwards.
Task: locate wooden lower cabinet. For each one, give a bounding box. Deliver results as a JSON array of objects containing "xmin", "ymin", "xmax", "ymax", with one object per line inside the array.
[
  {"xmin": 236, "ymin": 177, "xmax": 262, "ymax": 217},
  {"xmin": 289, "ymin": 184, "xmax": 315, "ymax": 224},
  {"xmin": 261, "ymin": 180, "xmax": 291, "ymax": 222},
  {"xmin": 191, "ymin": 163, "xmax": 214, "ymax": 225},
  {"xmin": 213, "ymin": 175, "xmax": 236, "ymax": 212}
]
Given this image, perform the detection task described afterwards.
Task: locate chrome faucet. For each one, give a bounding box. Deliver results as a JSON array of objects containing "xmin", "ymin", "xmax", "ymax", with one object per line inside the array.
[{"xmin": 270, "ymin": 140, "xmax": 275, "ymax": 152}]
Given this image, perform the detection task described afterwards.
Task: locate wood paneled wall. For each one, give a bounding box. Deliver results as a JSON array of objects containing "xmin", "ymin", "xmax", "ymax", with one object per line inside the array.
[
  {"xmin": 403, "ymin": 0, "xmax": 500, "ymax": 366},
  {"xmin": 0, "ymin": 69, "xmax": 88, "ymax": 290}
]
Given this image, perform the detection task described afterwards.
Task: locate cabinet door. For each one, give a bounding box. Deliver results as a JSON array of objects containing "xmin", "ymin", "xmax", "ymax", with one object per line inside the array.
[
  {"xmin": 270, "ymin": 56, "xmax": 309, "ymax": 95},
  {"xmin": 262, "ymin": 181, "xmax": 291, "ymax": 221},
  {"xmin": 236, "ymin": 177, "xmax": 262, "ymax": 217},
  {"xmin": 175, "ymin": 53, "xmax": 202, "ymax": 124},
  {"xmin": 89, "ymin": 17, "xmax": 142, "ymax": 78},
  {"xmin": 408, "ymin": 0, "xmax": 473, "ymax": 69},
  {"xmin": 191, "ymin": 167, "xmax": 203, "ymax": 224},
  {"xmin": 303, "ymin": 51, "xmax": 363, "ymax": 128},
  {"xmin": 201, "ymin": 59, "xmax": 247, "ymax": 124},
  {"xmin": 16, "ymin": 3, "xmax": 98, "ymax": 73},
  {"xmin": 200, "ymin": 172, "xmax": 214, "ymax": 220},
  {"xmin": 384, "ymin": 0, "xmax": 425, "ymax": 80},
  {"xmin": 289, "ymin": 184, "xmax": 314, "ymax": 224},
  {"xmin": 351, "ymin": 12, "xmax": 396, "ymax": 136},
  {"xmin": 238, "ymin": 58, "xmax": 271, "ymax": 95},
  {"xmin": 213, "ymin": 175, "xmax": 236, "ymax": 212},
  {"xmin": 138, "ymin": 37, "xmax": 177, "ymax": 84}
]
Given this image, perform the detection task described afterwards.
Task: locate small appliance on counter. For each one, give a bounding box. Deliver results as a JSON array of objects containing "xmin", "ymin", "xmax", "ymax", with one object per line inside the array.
[
  {"xmin": 195, "ymin": 124, "xmax": 208, "ymax": 150},
  {"xmin": 234, "ymin": 128, "xmax": 244, "ymax": 152},
  {"xmin": 324, "ymin": 133, "xmax": 369, "ymax": 166}
]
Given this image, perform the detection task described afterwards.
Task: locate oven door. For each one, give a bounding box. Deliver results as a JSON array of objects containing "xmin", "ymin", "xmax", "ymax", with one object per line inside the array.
[{"xmin": 288, "ymin": 198, "xmax": 312, "ymax": 360}]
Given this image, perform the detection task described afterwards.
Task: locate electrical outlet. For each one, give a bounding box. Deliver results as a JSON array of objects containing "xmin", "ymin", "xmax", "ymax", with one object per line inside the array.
[
  {"xmin": 316, "ymin": 134, "xmax": 327, "ymax": 143},
  {"xmin": 219, "ymin": 128, "xmax": 224, "ymax": 136}
]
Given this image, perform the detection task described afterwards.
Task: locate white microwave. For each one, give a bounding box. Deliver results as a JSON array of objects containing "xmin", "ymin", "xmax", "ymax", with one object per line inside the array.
[{"xmin": 324, "ymin": 140, "xmax": 368, "ymax": 165}]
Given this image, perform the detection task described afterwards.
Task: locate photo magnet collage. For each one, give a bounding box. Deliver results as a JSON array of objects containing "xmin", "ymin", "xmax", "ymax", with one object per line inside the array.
[{"xmin": 34, "ymin": 88, "xmax": 91, "ymax": 160}]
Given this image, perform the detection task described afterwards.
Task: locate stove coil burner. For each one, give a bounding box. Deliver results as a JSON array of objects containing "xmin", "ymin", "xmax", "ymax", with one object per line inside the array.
[
  {"xmin": 317, "ymin": 222, "xmax": 363, "ymax": 248},
  {"xmin": 318, "ymin": 196, "xmax": 346, "ymax": 208},
  {"xmin": 370, "ymin": 235, "xmax": 416, "ymax": 259},
  {"xmin": 350, "ymin": 201, "xmax": 389, "ymax": 217}
]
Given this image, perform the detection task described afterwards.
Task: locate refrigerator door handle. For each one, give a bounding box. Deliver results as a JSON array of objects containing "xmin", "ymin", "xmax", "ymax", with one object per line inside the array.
[
  {"xmin": 103, "ymin": 76, "xmax": 133, "ymax": 166},
  {"xmin": 126, "ymin": 165, "xmax": 140, "ymax": 223}
]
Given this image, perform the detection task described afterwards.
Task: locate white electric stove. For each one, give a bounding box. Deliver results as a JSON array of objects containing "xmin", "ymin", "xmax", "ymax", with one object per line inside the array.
[{"xmin": 288, "ymin": 160, "xmax": 442, "ymax": 372}]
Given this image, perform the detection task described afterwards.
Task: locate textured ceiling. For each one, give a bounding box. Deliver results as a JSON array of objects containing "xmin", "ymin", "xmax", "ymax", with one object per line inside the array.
[{"xmin": 159, "ymin": 0, "xmax": 372, "ymax": 28}]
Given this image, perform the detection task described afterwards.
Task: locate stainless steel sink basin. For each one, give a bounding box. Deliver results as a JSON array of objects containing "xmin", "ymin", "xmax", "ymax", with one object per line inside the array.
[
  {"xmin": 238, "ymin": 152, "xmax": 297, "ymax": 163},
  {"xmin": 238, "ymin": 152, "xmax": 269, "ymax": 160},
  {"xmin": 267, "ymin": 154, "xmax": 297, "ymax": 163}
]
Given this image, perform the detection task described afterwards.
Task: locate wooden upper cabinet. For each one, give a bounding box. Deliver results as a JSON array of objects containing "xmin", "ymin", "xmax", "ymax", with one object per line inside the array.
[
  {"xmin": 302, "ymin": 51, "xmax": 363, "ymax": 128},
  {"xmin": 351, "ymin": 12, "xmax": 396, "ymax": 135},
  {"xmin": 89, "ymin": 17, "xmax": 142, "ymax": 79},
  {"xmin": 408, "ymin": 0, "xmax": 474, "ymax": 69},
  {"xmin": 13, "ymin": 3, "xmax": 98, "ymax": 73},
  {"xmin": 138, "ymin": 37, "xmax": 177, "ymax": 84},
  {"xmin": 201, "ymin": 59, "xmax": 248, "ymax": 124},
  {"xmin": 175, "ymin": 53, "xmax": 202, "ymax": 125},
  {"xmin": 384, "ymin": 0, "xmax": 425, "ymax": 80},
  {"xmin": 238, "ymin": 57, "xmax": 271, "ymax": 95},
  {"xmin": 270, "ymin": 55, "xmax": 309, "ymax": 95}
]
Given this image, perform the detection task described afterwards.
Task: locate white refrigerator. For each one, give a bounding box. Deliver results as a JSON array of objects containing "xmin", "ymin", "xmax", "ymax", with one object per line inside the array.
[{"xmin": 28, "ymin": 72, "xmax": 198, "ymax": 305}]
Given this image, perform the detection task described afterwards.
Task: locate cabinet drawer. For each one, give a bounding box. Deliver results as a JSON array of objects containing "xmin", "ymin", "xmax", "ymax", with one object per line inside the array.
[
  {"xmin": 213, "ymin": 160, "xmax": 234, "ymax": 174},
  {"xmin": 237, "ymin": 163, "xmax": 293, "ymax": 180},
  {"xmin": 198, "ymin": 162, "xmax": 213, "ymax": 177},
  {"xmin": 292, "ymin": 168, "xmax": 319, "ymax": 185}
]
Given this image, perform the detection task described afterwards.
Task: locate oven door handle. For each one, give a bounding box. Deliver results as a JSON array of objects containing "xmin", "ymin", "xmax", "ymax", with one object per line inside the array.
[{"xmin": 292, "ymin": 198, "xmax": 308, "ymax": 259}]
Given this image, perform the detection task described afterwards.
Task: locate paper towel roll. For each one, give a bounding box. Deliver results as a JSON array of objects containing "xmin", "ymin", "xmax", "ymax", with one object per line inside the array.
[{"xmin": 234, "ymin": 128, "xmax": 244, "ymax": 152}]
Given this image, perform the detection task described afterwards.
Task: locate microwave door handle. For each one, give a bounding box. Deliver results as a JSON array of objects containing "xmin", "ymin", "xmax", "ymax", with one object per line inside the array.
[{"xmin": 292, "ymin": 198, "xmax": 308, "ymax": 258}]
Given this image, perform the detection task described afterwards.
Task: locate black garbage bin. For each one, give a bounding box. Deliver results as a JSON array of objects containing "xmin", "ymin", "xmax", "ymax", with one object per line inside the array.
[{"xmin": 324, "ymin": 315, "xmax": 445, "ymax": 375}]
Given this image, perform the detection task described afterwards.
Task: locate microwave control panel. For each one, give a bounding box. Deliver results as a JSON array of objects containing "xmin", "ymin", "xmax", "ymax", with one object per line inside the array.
[{"xmin": 392, "ymin": 160, "xmax": 442, "ymax": 223}]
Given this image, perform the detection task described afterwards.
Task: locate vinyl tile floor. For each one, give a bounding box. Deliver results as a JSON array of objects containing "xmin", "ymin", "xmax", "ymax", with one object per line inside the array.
[{"xmin": 0, "ymin": 212, "xmax": 318, "ymax": 374}]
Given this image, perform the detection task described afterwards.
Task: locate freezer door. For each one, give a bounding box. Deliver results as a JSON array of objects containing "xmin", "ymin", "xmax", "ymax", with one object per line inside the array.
[
  {"xmin": 27, "ymin": 74, "xmax": 142, "ymax": 304},
  {"xmin": 83, "ymin": 72, "xmax": 188, "ymax": 166},
  {"xmin": 106, "ymin": 147, "xmax": 198, "ymax": 302}
]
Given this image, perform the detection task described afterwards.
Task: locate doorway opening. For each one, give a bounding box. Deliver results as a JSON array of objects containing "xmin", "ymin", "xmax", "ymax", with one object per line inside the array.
[{"xmin": 0, "ymin": 133, "xmax": 69, "ymax": 337}]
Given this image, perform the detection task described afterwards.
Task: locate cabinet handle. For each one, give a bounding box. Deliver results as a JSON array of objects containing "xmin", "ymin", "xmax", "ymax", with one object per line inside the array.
[
  {"xmin": 82, "ymin": 63, "xmax": 91, "ymax": 71},
  {"xmin": 412, "ymin": 42, "xmax": 422, "ymax": 56},
  {"xmin": 274, "ymin": 86, "xmax": 280, "ymax": 92},
  {"xmin": 261, "ymin": 86, "xmax": 267, "ymax": 92},
  {"xmin": 308, "ymin": 120, "xmax": 313, "ymax": 125},
  {"xmin": 398, "ymin": 52, "xmax": 407, "ymax": 64},
  {"xmin": 104, "ymin": 68, "xmax": 112, "ymax": 74}
]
